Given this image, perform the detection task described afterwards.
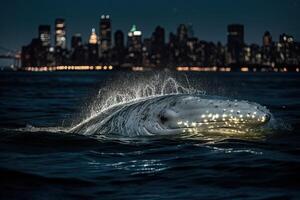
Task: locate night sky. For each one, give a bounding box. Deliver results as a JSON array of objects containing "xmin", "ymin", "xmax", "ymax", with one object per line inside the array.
[{"xmin": 1, "ymin": 0, "xmax": 300, "ymax": 52}]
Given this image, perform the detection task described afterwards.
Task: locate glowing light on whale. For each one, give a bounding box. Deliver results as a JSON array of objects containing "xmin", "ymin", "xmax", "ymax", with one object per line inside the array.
[{"xmin": 69, "ymin": 76, "xmax": 272, "ymax": 140}]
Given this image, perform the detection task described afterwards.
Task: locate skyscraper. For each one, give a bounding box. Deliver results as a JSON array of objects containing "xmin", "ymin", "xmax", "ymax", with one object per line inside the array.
[
  {"xmin": 71, "ymin": 34, "xmax": 82, "ymax": 49},
  {"xmin": 114, "ymin": 30, "xmax": 124, "ymax": 48},
  {"xmin": 263, "ymin": 31, "xmax": 272, "ymax": 47},
  {"xmin": 99, "ymin": 15, "xmax": 112, "ymax": 59},
  {"xmin": 262, "ymin": 31, "xmax": 273, "ymax": 66},
  {"xmin": 279, "ymin": 33, "xmax": 294, "ymax": 44},
  {"xmin": 38, "ymin": 25, "xmax": 51, "ymax": 47},
  {"xmin": 187, "ymin": 23, "xmax": 194, "ymax": 38},
  {"xmin": 152, "ymin": 26, "xmax": 165, "ymax": 46},
  {"xmin": 55, "ymin": 18, "xmax": 66, "ymax": 49},
  {"xmin": 127, "ymin": 25, "xmax": 142, "ymax": 65},
  {"xmin": 89, "ymin": 28, "xmax": 98, "ymax": 44},
  {"xmin": 71, "ymin": 34, "xmax": 84, "ymax": 65},
  {"xmin": 278, "ymin": 33, "xmax": 295, "ymax": 65},
  {"xmin": 227, "ymin": 24, "xmax": 244, "ymax": 65},
  {"xmin": 112, "ymin": 30, "xmax": 125, "ymax": 66},
  {"xmin": 88, "ymin": 28, "xmax": 99, "ymax": 65},
  {"xmin": 128, "ymin": 24, "xmax": 142, "ymax": 51},
  {"xmin": 151, "ymin": 26, "xmax": 166, "ymax": 66},
  {"xmin": 177, "ymin": 24, "xmax": 188, "ymax": 43}
]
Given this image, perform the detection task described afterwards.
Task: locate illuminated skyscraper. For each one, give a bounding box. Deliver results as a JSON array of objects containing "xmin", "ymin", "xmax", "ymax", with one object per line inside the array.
[
  {"xmin": 38, "ymin": 25, "xmax": 51, "ymax": 47},
  {"xmin": 55, "ymin": 18, "xmax": 66, "ymax": 49},
  {"xmin": 278, "ymin": 33, "xmax": 295, "ymax": 65},
  {"xmin": 99, "ymin": 15, "xmax": 111, "ymax": 58},
  {"xmin": 279, "ymin": 33, "xmax": 294, "ymax": 44},
  {"xmin": 127, "ymin": 25, "xmax": 142, "ymax": 65},
  {"xmin": 227, "ymin": 24, "xmax": 244, "ymax": 64},
  {"xmin": 128, "ymin": 25, "xmax": 142, "ymax": 52},
  {"xmin": 261, "ymin": 31, "xmax": 273, "ymax": 66},
  {"xmin": 88, "ymin": 28, "xmax": 99, "ymax": 65},
  {"xmin": 89, "ymin": 28, "xmax": 98, "ymax": 44}
]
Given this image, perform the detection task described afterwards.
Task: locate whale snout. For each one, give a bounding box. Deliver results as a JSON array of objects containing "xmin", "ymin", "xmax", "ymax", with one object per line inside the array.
[{"xmin": 158, "ymin": 96, "xmax": 271, "ymax": 132}]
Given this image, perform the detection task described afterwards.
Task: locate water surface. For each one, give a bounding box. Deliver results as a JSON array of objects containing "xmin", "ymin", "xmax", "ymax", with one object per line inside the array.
[{"xmin": 0, "ymin": 72, "xmax": 299, "ymax": 199}]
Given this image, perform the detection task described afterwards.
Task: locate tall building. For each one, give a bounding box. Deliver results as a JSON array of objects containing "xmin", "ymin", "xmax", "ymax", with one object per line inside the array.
[
  {"xmin": 227, "ymin": 24, "xmax": 244, "ymax": 65},
  {"xmin": 261, "ymin": 31, "xmax": 273, "ymax": 66},
  {"xmin": 112, "ymin": 30, "xmax": 125, "ymax": 66},
  {"xmin": 38, "ymin": 25, "xmax": 51, "ymax": 47},
  {"xmin": 263, "ymin": 31, "xmax": 272, "ymax": 47},
  {"xmin": 71, "ymin": 34, "xmax": 85, "ymax": 65},
  {"xmin": 177, "ymin": 24, "xmax": 188, "ymax": 43},
  {"xmin": 99, "ymin": 15, "xmax": 112, "ymax": 58},
  {"xmin": 89, "ymin": 28, "xmax": 98, "ymax": 44},
  {"xmin": 152, "ymin": 26, "xmax": 165, "ymax": 46},
  {"xmin": 55, "ymin": 18, "xmax": 66, "ymax": 49},
  {"xmin": 128, "ymin": 25, "xmax": 142, "ymax": 51},
  {"xmin": 71, "ymin": 33, "xmax": 82, "ymax": 49},
  {"xmin": 114, "ymin": 30, "xmax": 124, "ymax": 48},
  {"xmin": 187, "ymin": 23, "xmax": 194, "ymax": 38},
  {"xmin": 279, "ymin": 33, "xmax": 294, "ymax": 44},
  {"xmin": 88, "ymin": 28, "xmax": 99, "ymax": 65},
  {"xmin": 127, "ymin": 25, "xmax": 142, "ymax": 65},
  {"xmin": 151, "ymin": 26, "xmax": 166, "ymax": 66},
  {"xmin": 278, "ymin": 33, "xmax": 295, "ymax": 65}
]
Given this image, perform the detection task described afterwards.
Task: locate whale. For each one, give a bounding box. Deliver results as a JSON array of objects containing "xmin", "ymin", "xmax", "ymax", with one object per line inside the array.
[{"xmin": 70, "ymin": 94, "xmax": 271, "ymax": 138}]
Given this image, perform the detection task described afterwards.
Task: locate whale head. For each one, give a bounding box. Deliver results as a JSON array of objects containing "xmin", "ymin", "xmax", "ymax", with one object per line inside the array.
[{"xmin": 153, "ymin": 95, "xmax": 271, "ymax": 135}]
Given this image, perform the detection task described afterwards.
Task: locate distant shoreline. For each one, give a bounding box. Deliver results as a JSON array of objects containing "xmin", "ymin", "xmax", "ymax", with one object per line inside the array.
[{"xmin": 17, "ymin": 65, "xmax": 300, "ymax": 73}]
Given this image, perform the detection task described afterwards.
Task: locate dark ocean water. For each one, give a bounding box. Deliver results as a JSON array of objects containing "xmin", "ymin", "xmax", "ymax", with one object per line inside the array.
[{"xmin": 0, "ymin": 71, "xmax": 300, "ymax": 200}]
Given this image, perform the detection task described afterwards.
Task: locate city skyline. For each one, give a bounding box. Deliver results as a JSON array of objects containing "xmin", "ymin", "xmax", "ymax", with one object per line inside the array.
[
  {"xmin": 1, "ymin": 0, "xmax": 300, "ymax": 52},
  {"xmin": 19, "ymin": 17, "xmax": 300, "ymax": 49},
  {"xmin": 20, "ymin": 15, "xmax": 300, "ymax": 72}
]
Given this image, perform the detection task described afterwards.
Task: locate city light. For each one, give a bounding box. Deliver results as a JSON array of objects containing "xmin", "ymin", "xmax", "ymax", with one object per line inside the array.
[
  {"xmin": 24, "ymin": 65, "xmax": 114, "ymax": 72},
  {"xmin": 241, "ymin": 67, "xmax": 249, "ymax": 72},
  {"xmin": 89, "ymin": 28, "xmax": 98, "ymax": 44},
  {"xmin": 176, "ymin": 66, "xmax": 225, "ymax": 72},
  {"xmin": 20, "ymin": 16, "xmax": 300, "ymax": 72},
  {"xmin": 132, "ymin": 67, "xmax": 144, "ymax": 71}
]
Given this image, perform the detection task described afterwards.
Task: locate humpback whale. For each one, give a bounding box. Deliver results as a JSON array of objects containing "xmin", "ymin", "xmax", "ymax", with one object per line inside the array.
[{"xmin": 70, "ymin": 94, "xmax": 271, "ymax": 138}]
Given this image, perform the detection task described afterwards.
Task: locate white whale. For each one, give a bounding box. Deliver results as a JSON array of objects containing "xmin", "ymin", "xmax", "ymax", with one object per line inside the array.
[{"xmin": 70, "ymin": 94, "xmax": 271, "ymax": 138}]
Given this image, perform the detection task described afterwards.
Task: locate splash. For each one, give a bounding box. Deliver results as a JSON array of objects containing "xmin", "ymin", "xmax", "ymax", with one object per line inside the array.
[
  {"xmin": 21, "ymin": 124, "xmax": 63, "ymax": 133},
  {"xmin": 70, "ymin": 74, "xmax": 204, "ymax": 131},
  {"xmin": 91, "ymin": 75, "xmax": 204, "ymax": 115}
]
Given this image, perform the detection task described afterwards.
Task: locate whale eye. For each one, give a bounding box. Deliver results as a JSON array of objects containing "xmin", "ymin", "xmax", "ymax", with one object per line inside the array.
[
  {"xmin": 159, "ymin": 109, "xmax": 178, "ymax": 124},
  {"xmin": 158, "ymin": 110, "xmax": 169, "ymax": 124},
  {"xmin": 159, "ymin": 115, "xmax": 168, "ymax": 124}
]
